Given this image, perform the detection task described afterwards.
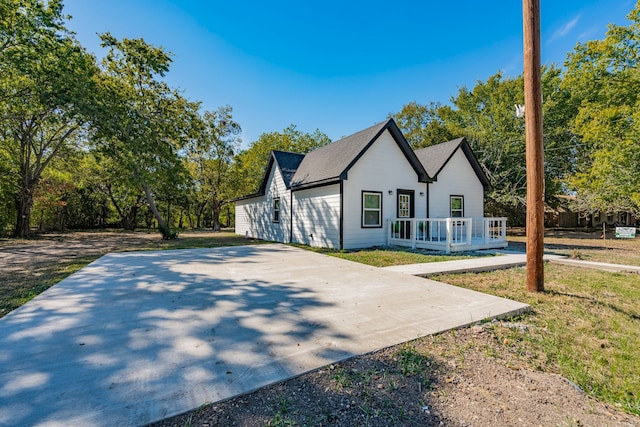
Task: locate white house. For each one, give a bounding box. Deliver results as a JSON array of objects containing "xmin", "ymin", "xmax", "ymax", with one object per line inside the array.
[{"xmin": 234, "ymin": 119, "xmax": 507, "ymax": 252}]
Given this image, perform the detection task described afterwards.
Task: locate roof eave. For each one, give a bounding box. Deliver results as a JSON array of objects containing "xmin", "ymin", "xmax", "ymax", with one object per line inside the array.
[
  {"xmin": 231, "ymin": 191, "xmax": 265, "ymax": 202},
  {"xmin": 291, "ymin": 177, "xmax": 341, "ymax": 191}
]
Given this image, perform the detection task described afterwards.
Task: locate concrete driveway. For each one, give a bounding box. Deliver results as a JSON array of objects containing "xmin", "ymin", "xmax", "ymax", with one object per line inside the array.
[{"xmin": 0, "ymin": 244, "xmax": 527, "ymax": 426}]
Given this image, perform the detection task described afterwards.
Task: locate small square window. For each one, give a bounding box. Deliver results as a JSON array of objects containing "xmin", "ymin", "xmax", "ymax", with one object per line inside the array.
[
  {"xmin": 362, "ymin": 191, "xmax": 382, "ymax": 227},
  {"xmin": 450, "ymin": 196, "xmax": 464, "ymax": 218},
  {"xmin": 273, "ymin": 198, "xmax": 280, "ymax": 223}
]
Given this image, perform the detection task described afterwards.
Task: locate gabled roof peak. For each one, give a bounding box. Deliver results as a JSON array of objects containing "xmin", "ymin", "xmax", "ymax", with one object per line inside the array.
[
  {"xmin": 290, "ymin": 119, "xmax": 430, "ymax": 189},
  {"xmin": 414, "ymin": 137, "xmax": 489, "ymax": 190}
]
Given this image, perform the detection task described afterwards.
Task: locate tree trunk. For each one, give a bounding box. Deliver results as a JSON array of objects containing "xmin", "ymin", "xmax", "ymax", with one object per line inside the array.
[
  {"xmin": 142, "ymin": 182, "xmax": 176, "ymax": 239},
  {"xmin": 13, "ymin": 186, "xmax": 34, "ymax": 238},
  {"xmin": 196, "ymin": 203, "xmax": 206, "ymax": 229},
  {"xmin": 121, "ymin": 205, "xmax": 138, "ymax": 230},
  {"xmin": 212, "ymin": 200, "xmax": 222, "ymax": 232}
]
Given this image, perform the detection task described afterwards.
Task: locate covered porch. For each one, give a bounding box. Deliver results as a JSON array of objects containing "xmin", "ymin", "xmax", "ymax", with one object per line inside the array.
[{"xmin": 388, "ymin": 217, "xmax": 508, "ymax": 253}]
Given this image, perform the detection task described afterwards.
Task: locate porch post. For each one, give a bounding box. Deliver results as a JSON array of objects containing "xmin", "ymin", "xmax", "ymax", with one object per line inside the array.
[
  {"xmin": 386, "ymin": 219, "xmax": 390, "ymax": 246},
  {"xmin": 466, "ymin": 218, "xmax": 472, "ymax": 244},
  {"xmin": 411, "ymin": 219, "xmax": 416, "ymax": 249},
  {"xmin": 484, "ymin": 218, "xmax": 490, "ymax": 243},
  {"xmin": 446, "ymin": 218, "xmax": 452, "ymax": 254}
]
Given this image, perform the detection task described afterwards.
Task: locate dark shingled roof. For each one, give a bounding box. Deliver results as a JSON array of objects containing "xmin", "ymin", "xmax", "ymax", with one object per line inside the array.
[
  {"xmin": 414, "ymin": 138, "xmax": 465, "ymax": 178},
  {"xmin": 414, "ymin": 137, "xmax": 490, "ymax": 191},
  {"xmin": 271, "ymin": 151, "xmax": 305, "ymax": 189},
  {"xmin": 290, "ymin": 119, "xmax": 430, "ymax": 189},
  {"xmin": 231, "ymin": 151, "xmax": 305, "ymax": 201},
  {"xmin": 234, "ymin": 119, "xmax": 434, "ymax": 201}
]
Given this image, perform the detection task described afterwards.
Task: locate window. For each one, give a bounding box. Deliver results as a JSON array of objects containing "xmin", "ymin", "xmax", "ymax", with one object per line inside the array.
[
  {"xmin": 397, "ymin": 190, "xmax": 414, "ymax": 218},
  {"xmin": 362, "ymin": 191, "xmax": 382, "ymax": 227},
  {"xmin": 450, "ymin": 195, "xmax": 464, "ymax": 218},
  {"xmin": 273, "ymin": 198, "xmax": 280, "ymax": 223},
  {"xmin": 398, "ymin": 194, "xmax": 410, "ymax": 217}
]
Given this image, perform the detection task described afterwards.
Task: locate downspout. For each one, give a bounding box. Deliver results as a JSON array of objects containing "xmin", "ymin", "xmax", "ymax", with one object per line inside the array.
[
  {"xmin": 339, "ymin": 180, "xmax": 344, "ymax": 250},
  {"xmin": 290, "ymin": 190, "xmax": 294, "ymax": 244},
  {"xmin": 426, "ymin": 182, "xmax": 430, "ymax": 218}
]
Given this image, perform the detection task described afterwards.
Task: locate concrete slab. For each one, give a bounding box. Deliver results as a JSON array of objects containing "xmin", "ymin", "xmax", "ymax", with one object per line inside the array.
[
  {"xmin": 0, "ymin": 244, "xmax": 528, "ymax": 426},
  {"xmin": 382, "ymin": 252, "xmax": 566, "ymax": 277},
  {"xmin": 548, "ymin": 258, "xmax": 640, "ymax": 274}
]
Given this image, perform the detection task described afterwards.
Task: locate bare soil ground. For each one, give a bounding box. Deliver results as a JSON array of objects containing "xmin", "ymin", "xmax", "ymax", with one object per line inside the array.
[
  {"xmin": 153, "ymin": 323, "xmax": 638, "ymax": 427},
  {"xmin": 2, "ymin": 231, "xmax": 639, "ymax": 426},
  {"xmin": 0, "ymin": 231, "xmax": 161, "ymax": 273}
]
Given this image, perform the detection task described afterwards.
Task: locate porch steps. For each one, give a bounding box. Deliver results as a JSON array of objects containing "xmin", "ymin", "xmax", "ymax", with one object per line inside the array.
[{"xmin": 382, "ymin": 252, "xmax": 566, "ymax": 277}]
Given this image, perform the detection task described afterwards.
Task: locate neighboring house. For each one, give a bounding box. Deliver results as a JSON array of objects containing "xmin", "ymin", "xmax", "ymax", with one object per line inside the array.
[
  {"xmin": 234, "ymin": 119, "xmax": 506, "ymax": 251},
  {"xmin": 545, "ymin": 195, "xmax": 638, "ymax": 228}
]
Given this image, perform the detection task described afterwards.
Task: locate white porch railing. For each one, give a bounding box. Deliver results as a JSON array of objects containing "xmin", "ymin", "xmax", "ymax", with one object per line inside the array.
[{"xmin": 388, "ymin": 217, "xmax": 507, "ymax": 253}]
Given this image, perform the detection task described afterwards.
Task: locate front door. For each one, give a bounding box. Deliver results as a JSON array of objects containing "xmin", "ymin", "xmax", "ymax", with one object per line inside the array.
[{"xmin": 397, "ymin": 190, "xmax": 414, "ymax": 239}]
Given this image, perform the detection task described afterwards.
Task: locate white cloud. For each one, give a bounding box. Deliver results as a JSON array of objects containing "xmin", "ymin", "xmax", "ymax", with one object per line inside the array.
[{"xmin": 550, "ymin": 14, "xmax": 581, "ymax": 42}]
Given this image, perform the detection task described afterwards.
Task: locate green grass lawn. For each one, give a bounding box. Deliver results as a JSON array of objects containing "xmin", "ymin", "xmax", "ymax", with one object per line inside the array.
[
  {"xmin": 297, "ymin": 245, "xmax": 496, "ymax": 267},
  {"xmin": 433, "ymin": 264, "xmax": 640, "ymax": 416}
]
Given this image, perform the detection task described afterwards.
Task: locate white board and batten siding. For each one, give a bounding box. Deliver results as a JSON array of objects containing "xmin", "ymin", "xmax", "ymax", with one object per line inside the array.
[
  {"xmin": 235, "ymin": 165, "xmax": 291, "ymax": 243},
  {"xmin": 291, "ymin": 184, "xmax": 341, "ymax": 248},
  {"xmin": 429, "ymin": 148, "xmax": 484, "ymax": 218},
  {"xmin": 342, "ymin": 130, "xmax": 427, "ymax": 249}
]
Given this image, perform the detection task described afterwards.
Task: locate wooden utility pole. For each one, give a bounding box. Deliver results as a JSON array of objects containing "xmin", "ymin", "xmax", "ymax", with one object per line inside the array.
[{"xmin": 522, "ymin": 0, "xmax": 545, "ymax": 292}]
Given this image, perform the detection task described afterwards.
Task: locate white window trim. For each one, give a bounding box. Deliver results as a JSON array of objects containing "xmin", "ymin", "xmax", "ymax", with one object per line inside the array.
[
  {"xmin": 398, "ymin": 194, "xmax": 410, "ymax": 218},
  {"xmin": 450, "ymin": 195, "xmax": 464, "ymax": 218},
  {"xmin": 273, "ymin": 197, "xmax": 280, "ymax": 223},
  {"xmin": 362, "ymin": 191, "xmax": 382, "ymax": 228}
]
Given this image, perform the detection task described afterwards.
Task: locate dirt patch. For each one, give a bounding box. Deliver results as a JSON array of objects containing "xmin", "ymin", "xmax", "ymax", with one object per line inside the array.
[
  {"xmin": 0, "ymin": 231, "xmax": 162, "ymax": 273},
  {"xmin": 152, "ymin": 324, "xmax": 637, "ymax": 427}
]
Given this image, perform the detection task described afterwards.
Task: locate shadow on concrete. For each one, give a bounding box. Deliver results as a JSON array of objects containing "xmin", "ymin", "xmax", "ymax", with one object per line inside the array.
[{"xmin": 0, "ymin": 245, "xmax": 350, "ymax": 426}]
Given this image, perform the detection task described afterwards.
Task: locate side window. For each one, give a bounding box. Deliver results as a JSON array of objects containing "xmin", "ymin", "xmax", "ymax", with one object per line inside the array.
[
  {"xmin": 362, "ymin": 191, "xmax": 382, "ymax": 228},
  {"xmin": 273, "ymin": 198, "xmax": 280, "ymax": 223},
  {"xmin": 450, "ymin": 195, "xmax": 464, "ymax": 218}
]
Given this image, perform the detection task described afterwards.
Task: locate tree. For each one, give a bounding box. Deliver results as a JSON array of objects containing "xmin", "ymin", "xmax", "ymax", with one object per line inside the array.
[
  {"xmin": 232, "ymin": 125, "xmax": 331, "ymax": 197},
  {"xmin": 187, "ymin": 106, "xmax": 241, "ymax": 231},
  {"xmin": 564, "ymin": 1, "xmax": 640, "ymax": 216},
  {"xmin": 93, "ymin": 33, "xmax": 199, "ymax": 239},
  {"xmin": 391, "ymin": 101, "xmax": 455, "ymax": 148},
  {"xmin": 0, "ymin": 0, "xmax": 97, "ymax": 237},
  {"xmin": 392, "ymin": 68, "xmax": 577, "ymax": 224}
]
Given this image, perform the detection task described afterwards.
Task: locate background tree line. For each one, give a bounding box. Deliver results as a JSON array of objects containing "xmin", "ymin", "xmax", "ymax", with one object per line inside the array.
[{"xmin": 1, "ymin": 0, "xmax": 638, "ymax": 238}]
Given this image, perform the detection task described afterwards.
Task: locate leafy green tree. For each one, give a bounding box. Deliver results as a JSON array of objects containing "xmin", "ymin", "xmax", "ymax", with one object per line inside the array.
[
  {"xmin": 0, "ymin": 0, "xmax": 98, "ymax": 237},
  {"xmin": 93, "ymin": 33, "xmax": 199, "ymax": 239},
  {"xmin": 232, "ymin": 125, "xmax": 331, "ymax": 197},
  {"xmin": 187, "ymin": 106, "xmax": 241, "ymax": 231},
  {"xmin": 564, "ymin": 2, "xmax": 640, "ymax": 216},
  {"xmin": 391, "ymin": 101, "xmax": 455, "ymax": 148},
  {"xmin": 393, "ymin": 68, "xmax": 576, "ymax": 224}
]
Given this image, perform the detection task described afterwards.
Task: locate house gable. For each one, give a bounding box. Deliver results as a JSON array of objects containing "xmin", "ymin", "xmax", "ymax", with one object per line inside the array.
[
  {"xmin": 233, "ymin": 151, "xmax": 304, "ymax": 202},
  {"xmin": 290, "ymin": 119, "xmax": 431, "ymax": 190},
  {"xmin": 414, "ymin": 138, "xmax": 490, "ymax": 191},
  {"xmin": 341, "ymin": 128, "xmax": 429, "ymax": 249},
  {"xmin": 234, "ymin": 157, "xmax": 291, "ymax": 242}
]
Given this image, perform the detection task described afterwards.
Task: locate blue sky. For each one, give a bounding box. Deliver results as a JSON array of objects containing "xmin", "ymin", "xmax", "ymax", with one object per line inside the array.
[{"xmin": 63, "ymin": 0, "xmax": 634, "ymax": 147}]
